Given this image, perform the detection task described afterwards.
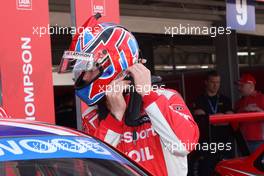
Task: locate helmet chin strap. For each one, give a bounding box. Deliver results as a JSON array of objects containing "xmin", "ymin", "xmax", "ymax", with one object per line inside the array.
[
  {"xmin": 124, "ymin": 76, "xmax": 144, "ymax": 127},
  {"xmin": 125, "ymin": 90, "xmax": 143, "ymax": 126}
]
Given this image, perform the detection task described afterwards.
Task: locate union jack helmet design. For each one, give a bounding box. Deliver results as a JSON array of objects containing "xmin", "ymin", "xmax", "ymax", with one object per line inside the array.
[{"xmin": 59, "ymin": 14, "xmax": 139, "ymax": 105}]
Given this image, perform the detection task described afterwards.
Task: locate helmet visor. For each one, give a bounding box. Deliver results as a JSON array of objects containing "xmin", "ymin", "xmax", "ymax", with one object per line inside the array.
[
  {"xmin": 58, "ymin": 50, "xmax": 110, "ymax": 89},
  {"xmin": 58, "ymin": 51, "xmax": 94, "ymax": 74}
]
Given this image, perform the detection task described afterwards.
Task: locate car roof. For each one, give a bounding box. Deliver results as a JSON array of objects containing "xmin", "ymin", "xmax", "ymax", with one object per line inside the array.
[
  {"xmin": 0, "ymin": 119, "xmax": 127, "ymax": 163},
  {"xmin": 0, "ymin": 135, "xmax": 128, "ymax": 162},
  {"xmin": 0, "ymin": 119, "xmax": 86, "ymax": 138},
  {"xmin": 0, "ymin": 119, "xmax": 150, "ymax": 175}
]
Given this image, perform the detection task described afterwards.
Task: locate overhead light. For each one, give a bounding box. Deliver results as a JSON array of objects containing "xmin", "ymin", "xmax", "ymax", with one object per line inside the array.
[
  {"xmin": 237, "ymin": 52, "xmax": 255, "ymax": 56},
  {"xmin": 154, "ymin": 65, "xmax": 173, "ymax": 70},
  {"xmin": 237, "ymin": 52, "xmax": 248, "ymax": 56},
  {"xmin": 201, "ymin": 65, "xmax": 209, "ymax": 69},
  {"xmin": 164, "ymin": 65, "xmax": 173, "ymax": 69},
  {"xmin": 176, "ymin": 66, "xmax": 187, "ymax": 69}
]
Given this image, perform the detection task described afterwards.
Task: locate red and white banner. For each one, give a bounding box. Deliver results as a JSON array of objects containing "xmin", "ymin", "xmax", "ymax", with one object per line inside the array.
[
  {"xmin": 74, "ymin": 0, "xmax": 120, "ymax": 27},
  {"xmin": 0, "ymin": 0, "xmax": 55, "ymax": 123},
  {"xmin": 73, "ymin": 0, "xmax": 120, "ymax": 129}
]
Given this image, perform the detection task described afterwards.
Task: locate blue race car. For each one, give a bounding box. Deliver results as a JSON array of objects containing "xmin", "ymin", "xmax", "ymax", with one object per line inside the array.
[{"xmin": 0, "ymin": 119, "xmax": 150, "ymax": 176}]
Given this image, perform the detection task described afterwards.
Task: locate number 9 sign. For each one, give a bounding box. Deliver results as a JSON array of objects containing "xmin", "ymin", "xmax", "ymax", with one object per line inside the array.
[
  {"xmin": 236, "ymin": 0, "xmax": 247, "ymax": 25},
  {"xmin": 226, "ymin": 0, "xmax": 255, "ymax": 31}
]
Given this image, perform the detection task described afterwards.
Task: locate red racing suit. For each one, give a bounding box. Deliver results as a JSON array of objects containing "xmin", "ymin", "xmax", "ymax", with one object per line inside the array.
[{"xmin": 82, "ymin": 89, "xmax": 199, "ymax": 176}]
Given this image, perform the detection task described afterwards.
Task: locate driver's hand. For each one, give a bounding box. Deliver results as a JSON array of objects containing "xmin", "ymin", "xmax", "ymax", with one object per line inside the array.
[
  {"xmin": 105, "ymin": 76, "xmax": 130, "ymax": 121},
  {"xmin": 127, "ymin": 63, "xmax": 151, "ymax": 97}
]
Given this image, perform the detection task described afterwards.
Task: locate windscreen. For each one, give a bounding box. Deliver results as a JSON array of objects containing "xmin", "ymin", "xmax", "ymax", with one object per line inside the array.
[{"xmin": 0, "ymin": 158, "xmax": 147, "ymax": 176}]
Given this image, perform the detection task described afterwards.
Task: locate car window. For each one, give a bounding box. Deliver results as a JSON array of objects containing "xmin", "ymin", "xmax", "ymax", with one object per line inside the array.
[{"xmin": 0, "ymin": 158, "xmax": 146, "ymax": 176}]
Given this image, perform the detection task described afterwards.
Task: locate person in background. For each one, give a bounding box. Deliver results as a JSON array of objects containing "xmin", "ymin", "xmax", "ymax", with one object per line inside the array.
[
  {"xmin": 190, "ymin": 70, "xmax": 234, "ymax": 176},
  {"xmin": 193, "ymin": 70, "xmax": 233, "ymax": 116},
  {"xmin": 235, "ymin": 73, "xmax": 264, "ymax": 153}
]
